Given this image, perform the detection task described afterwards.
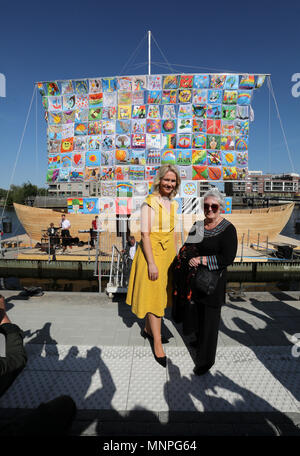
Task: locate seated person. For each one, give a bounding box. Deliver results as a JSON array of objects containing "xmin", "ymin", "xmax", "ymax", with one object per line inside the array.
[
  {"xmin": 47, "ymin": 223, "xmax": 60, "ymax": 247},
  {"xmin": 0, "ymin": 295, "xmax": 27, "ymax": 398}
]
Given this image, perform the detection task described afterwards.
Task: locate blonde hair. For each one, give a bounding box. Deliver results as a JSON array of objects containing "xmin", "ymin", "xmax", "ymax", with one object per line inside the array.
[{"xmin": 151, "ymin": 164, "xmax": 181, "ymax": 199}]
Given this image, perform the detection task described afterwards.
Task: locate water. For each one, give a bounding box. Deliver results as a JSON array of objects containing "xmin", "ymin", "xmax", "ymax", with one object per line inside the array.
[{"xmin": 0, "ymin": 207, "xmax": 25, "ymax": 240}]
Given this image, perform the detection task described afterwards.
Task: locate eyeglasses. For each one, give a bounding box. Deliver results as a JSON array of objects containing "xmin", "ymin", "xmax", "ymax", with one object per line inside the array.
[{"xmin": 204, "ymin": 203, "xmax": 219, "ymax": 212}]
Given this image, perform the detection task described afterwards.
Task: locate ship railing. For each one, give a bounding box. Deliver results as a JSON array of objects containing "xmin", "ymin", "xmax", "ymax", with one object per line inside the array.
[
  {"xmin": 91, "ymin": 213, "xmax": 204, "ymax": 296},
  {"xmin": 239, "ymin": 229, "xmax": 299, "ymax": 262},
  {"xmin": 92, "ymin": 229, "xmax": 110, "ymax": 292},
  {"xmin": 93, "ymin": 215, "xmax": 300, "ymax": 294},
  {"xmin": 0, "ymin": 235, "xmax": 23, "ymax": 258}
]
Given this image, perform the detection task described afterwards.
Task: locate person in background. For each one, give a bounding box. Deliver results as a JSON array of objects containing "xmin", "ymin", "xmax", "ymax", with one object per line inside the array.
[
  {"xmin": 60, "ymin": 214, "xmax": 72, "ymax": 253},
  {"xmin": 123, "ymin": 236, "xmax": 139, "ymax": 285},
  {"xmin": 0, "ymin": 294, "xmax": 76, "ymax": 435},
  {"xmin": 90, "ymin": 215, "xmax": 101, "ymax": 249},
  {"xmin": 124, "ymin": 235, "xmax": 139, "ymax": 262},
  {"xmin": 47, "ymin": 222, "xmax": 60, "ymax": 256},
  {"xmin": 47, "ymin": 222, "xmax": 58, "ymax": 237}
]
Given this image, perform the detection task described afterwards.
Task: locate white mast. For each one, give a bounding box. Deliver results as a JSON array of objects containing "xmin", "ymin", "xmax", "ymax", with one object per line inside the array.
[{"xmin": 148, "ymin": 30, "xmax": 151, "ymax": 75}]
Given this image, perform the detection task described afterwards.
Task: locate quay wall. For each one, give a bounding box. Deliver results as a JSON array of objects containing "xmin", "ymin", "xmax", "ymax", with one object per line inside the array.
[{"xmin": 0, "ymin": 259, "xmax": 299, "ymax": 281}]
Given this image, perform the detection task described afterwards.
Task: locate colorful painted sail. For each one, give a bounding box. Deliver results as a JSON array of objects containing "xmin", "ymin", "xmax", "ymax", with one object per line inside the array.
[{"xmin": 38, "ymin": 73, "xmax": 266, "ymax": 212}]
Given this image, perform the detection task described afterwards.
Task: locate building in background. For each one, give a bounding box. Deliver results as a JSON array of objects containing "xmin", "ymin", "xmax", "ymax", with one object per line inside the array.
[
  {"xmin": 47, "ymin": 179, "xmax": 215, "ymax": 199},
  {"xmin": 225, "ymin": 171, "xmax": 300, "ymax": 203},
  {"xmin": 199, "ymin": 182, "xmax": 215, "ymax": 196}
]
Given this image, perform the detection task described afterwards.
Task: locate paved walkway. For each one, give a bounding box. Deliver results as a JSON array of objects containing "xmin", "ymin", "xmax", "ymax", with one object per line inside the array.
[{"xmin": 0, "ymin": 290, "xmax": 299, "ymax": 436}]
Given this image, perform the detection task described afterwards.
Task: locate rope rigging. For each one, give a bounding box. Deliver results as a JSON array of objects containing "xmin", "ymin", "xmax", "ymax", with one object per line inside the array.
[
  {"xmin": 267, "ymin": 76, "xmax": 296, "ymax": 173},
  {"xmin": 119, "ymin": 33, "xmax": 148, "ymax": 76},
  {"xmin": 1, "ymin": 32, "xmax": 296, "ymax": 245},
  {"xmin": 1, "ymin": 84, "xmax": 37, "ymax": 221}
]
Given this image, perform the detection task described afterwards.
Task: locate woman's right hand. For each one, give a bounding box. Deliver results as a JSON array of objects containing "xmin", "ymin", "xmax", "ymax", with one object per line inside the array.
[
  {"xmin": 148, "ymin": 262, "xmax": 159, "ymax": 281},
  {"xmin": 189, "ymin": 256, "xmax": 201, "ymax": 268}
]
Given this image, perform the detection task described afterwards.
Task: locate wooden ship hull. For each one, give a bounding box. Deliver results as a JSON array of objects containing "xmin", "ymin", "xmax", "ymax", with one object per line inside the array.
[{"xmin": 14, "ymin": 202, "xmax": 295, "ymax": 247}]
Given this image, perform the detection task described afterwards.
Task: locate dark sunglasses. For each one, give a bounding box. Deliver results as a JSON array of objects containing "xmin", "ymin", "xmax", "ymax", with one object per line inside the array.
[{"xmin": 204, "ymin": 203, "xmax": 219, "ymax": 212}]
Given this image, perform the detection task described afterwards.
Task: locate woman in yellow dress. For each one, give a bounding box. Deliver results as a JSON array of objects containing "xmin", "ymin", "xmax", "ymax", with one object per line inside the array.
[{"xmin": 126, "ymin": 164, "xmax": 181, "ymax": 367}]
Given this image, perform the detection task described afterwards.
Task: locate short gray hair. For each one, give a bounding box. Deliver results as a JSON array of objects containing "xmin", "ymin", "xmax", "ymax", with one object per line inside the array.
[{"xmin": 203, "ymin": 188, "xmax": 226, "ymax": 210}]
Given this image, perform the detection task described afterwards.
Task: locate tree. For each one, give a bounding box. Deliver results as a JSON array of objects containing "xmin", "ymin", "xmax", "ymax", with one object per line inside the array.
[{"xmin": 0, "ymin": 182, "xmax": 48, "ymax": 207}]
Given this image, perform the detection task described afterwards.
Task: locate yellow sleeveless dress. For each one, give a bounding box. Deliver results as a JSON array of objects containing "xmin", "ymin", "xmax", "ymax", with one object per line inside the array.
[{"xmin": 126, "ymin": 194, "xmax": 178, "ymax": 319}]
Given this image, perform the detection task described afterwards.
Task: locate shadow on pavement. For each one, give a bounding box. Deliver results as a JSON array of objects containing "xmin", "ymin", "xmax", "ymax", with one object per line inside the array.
[
  {"xmin": 220, "ymin": 297, "xmax": 300, "ymax": 402},
  {"xmin": 1, "ymin": 306, "xmax": 299, "ymax": 436}
]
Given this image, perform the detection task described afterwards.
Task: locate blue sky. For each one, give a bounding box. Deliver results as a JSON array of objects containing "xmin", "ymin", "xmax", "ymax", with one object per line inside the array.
[{"xmin": 0, "ymin": 0, "xmax": 299, "ymax": 189}]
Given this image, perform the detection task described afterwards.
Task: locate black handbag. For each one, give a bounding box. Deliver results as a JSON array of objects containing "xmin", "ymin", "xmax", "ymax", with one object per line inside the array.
[{"xmin": 191, "ymin": 265, "xmax": 223, "ymax": 295}]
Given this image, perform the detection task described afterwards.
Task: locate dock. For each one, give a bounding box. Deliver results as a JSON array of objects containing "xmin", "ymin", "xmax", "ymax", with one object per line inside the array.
[
  {"xmin": 1, "ymin": 232, "xmax": 300, "ymax": 263},
  {"xmin": 0, "ymin": 232, "xmax": 299, "ymax": 291}
]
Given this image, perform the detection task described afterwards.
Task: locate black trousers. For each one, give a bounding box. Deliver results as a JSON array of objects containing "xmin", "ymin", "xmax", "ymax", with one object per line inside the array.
[
  {"xmin": 124, "ymin": 257, "xmax": 133, "ymax": 285},
  {"xmin": 194, "ymin": 301, "xmax": 222, "ymax": 369},
  {"xmin": 90, "ymin": 228, "xmax": 97, "ymax": 247},
  {"xmin": 61, "ymin": 229, "xmax": 71, "ymax": 247}
]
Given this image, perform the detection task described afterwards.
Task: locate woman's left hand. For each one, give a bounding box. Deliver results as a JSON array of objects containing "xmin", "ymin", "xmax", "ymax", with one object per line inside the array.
[{"xmin": 189, "ymin": 256, "xmax": 201, "ymax": 268}]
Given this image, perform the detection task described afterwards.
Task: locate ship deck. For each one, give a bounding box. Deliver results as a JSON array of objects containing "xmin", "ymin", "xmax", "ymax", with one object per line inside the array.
[{"xmin": 1, "ymin": 233, "xmax": 300, "ymax": 263}]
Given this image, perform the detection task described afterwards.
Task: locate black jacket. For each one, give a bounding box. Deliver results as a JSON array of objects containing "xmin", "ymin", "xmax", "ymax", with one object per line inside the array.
[{"xmin": 0, "ymin": 323, "xmax": 27, "ymax": 398}]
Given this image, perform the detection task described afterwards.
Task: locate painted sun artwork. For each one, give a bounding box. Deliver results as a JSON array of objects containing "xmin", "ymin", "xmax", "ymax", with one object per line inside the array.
[{"xmin": 38, "ymin": 73, "xmax": 266, "ymax": 213}]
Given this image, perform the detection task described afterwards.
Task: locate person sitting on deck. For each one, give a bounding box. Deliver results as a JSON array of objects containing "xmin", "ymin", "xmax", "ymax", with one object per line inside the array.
[{"xmin": 47, "ymin": 223, "xmax": 60, "ymax": 251}]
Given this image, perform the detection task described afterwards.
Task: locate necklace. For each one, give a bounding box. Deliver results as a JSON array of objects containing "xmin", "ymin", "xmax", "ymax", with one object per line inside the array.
[{"xmin": 205, "ymin": 217, "xmax": 222, "ymax": 230}]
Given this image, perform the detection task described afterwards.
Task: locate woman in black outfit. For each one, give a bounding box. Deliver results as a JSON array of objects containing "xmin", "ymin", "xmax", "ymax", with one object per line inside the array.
[{"xmin": 172, "ymin": 189, "xmax": 237, "ymax": 376}]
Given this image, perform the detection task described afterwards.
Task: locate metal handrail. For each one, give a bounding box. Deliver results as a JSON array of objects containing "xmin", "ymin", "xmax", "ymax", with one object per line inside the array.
[
  {"xmin": 108, "ymin": 245, "xmax": 124, "ymax": 288},
  {"xmin": 93, "ymin": 230, "xmax": 100, "ymax": 277}
]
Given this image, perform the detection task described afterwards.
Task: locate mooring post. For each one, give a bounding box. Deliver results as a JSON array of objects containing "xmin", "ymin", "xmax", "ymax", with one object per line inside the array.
[
  {"xmin": 241, "ymin": 234, "xmax": 244, "ymax": 263},
  {"xmin": 98, "ymin": 264, "xmax": 102, "ymax": 293},
  {"xmin": 48, "ymin": 237, "xmax": 51, "ymax": 263},
  {"xmin": 98, "ymin": 230, "xmax": 102, "ymax": 294}
]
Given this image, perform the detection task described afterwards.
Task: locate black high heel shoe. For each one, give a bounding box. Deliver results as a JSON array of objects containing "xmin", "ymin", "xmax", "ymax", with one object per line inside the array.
[
  {"xmin": 141, "ymin": 329, "xmax": 169, "ymax": 344},
  {"xmin": 142, "ymin": 330, "xmax": 167, "ymax": 367},
  {"xmin": 154, "ymin": 353, "xmax": 167, "ymax": 368},
  {"xmin": 141, "ymin": 329, "xmax": 153, "ymax": 341}
]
